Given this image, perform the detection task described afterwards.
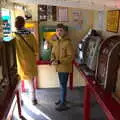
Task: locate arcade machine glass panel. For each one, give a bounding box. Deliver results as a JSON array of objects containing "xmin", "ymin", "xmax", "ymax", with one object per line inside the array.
[
  {"xmin": 95, "ymin": 36, "xmax": 120, "ymax": 93},
  {"xmin": 76, "ymin": 29, "xmax": 101, "ymax": 76},
  {"xmin": 39, "ymin": 26, "xmax": 56, "ymax": 60}
]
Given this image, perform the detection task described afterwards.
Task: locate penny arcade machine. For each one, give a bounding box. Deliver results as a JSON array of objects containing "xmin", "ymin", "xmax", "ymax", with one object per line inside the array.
[
  {"xmin": 76, "ymin": 29, "xmax": 101, "ymax": 76},
  {"xmin": 75, "ymin": 29, "xmax": 93, "ymax": 64},
  {"xmin": 95, "ymin": 35, "xmax": 120, "ymax": 92},
  {"xmin": 83, "ymin": 35, "xmax": 120, "ymax": 120}
]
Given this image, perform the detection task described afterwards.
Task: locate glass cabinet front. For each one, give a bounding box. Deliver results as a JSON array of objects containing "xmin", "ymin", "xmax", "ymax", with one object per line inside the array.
[{"xmin": 39, "ymin": 25, "xmax": 56, "ymax": 61}]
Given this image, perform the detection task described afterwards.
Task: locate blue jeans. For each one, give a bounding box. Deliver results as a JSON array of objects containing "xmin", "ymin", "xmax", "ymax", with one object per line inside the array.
[{"xmin": 58, "ymin": 72, "xmax": 69, "ymax": 104}]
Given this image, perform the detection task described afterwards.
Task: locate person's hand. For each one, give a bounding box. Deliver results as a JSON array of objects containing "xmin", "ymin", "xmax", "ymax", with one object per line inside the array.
[
  {"xmin": 51, "ymin": 60, "xmax": 58, "ymax": 65},
  {"xmin": 51, "ymin": 60, "xmax": 60, "ymax": 65}
]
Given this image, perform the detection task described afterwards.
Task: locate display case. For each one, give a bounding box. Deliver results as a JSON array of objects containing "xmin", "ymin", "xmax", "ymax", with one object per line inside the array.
[{"xmin": 95, "ymin": 35, "xmax": 120, "ymax": 92}]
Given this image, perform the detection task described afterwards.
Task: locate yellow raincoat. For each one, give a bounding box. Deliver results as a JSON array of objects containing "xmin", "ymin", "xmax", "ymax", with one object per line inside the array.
[
  {"xmin": 13, "ymin": 31, "xmax": 38, "ymax": 80},
  {"xmin": 51, "ymin": 36, "xmax": 74, "ymax": 73}
]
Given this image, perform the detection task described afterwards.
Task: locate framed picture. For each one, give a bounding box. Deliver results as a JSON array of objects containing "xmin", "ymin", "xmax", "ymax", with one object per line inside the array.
[
  {"xmin": 106, "ymin": 10, "xmax": 120, "ymax": 33},
  {"xmin": 57, "ymin": 7, "xmax": 68, "ymax": 22},
  {"xmin": 38, "ymin": 5, "xmax": 47, "ymax": 21}
]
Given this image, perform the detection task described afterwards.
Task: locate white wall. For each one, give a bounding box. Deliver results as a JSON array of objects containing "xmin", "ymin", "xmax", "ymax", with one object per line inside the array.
[
  {"xmin": 73, "ymin": 65, "xmax": 86, "ymax": 87},
  {"xmin": 38, "ymin": 65, "xmax": 59, "ymax": 88}
]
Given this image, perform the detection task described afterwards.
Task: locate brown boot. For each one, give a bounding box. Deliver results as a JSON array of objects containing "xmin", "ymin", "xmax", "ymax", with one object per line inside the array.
[{"xmin": 55, "ymin": 103, "xmax": 70, "ymax": 111}]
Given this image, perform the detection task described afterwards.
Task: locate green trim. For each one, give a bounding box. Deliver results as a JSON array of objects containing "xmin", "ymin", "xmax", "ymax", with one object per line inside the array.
[
  {"xmin": 41, "ymin": 25, "xmax": 56, "ymax": 32},
  {"xmin": 39, "ymin": 25, "xmax": 56, "ymax": 60}
]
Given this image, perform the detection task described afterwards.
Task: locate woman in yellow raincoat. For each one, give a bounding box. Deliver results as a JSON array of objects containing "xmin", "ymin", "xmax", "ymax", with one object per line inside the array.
[{"xmin": 14, "ymin": 16, "xmax": 38, "ymax": 105}]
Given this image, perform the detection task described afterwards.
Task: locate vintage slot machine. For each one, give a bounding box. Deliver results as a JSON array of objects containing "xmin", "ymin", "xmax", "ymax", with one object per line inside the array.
[
  {"xmin": 76, "ymin": 29, "xmax": 101, "ymax": 64},
  {"xmin": 86, "ymin": 36, "xmax": 101, "ymax": 71},
  {"xmin": 82, "ymin": 35, "xmax": 101, "ymax": 76},
  {"xmin": 76, "ymin": 29, "xmax": 101, "ymax": 76},
  {"xmin": 95, "ymin": 35, "xmax": 120, "ymax": 92},
  {"xmin": 76, "ymin": 28, "xmax": 93, "ymax": 64}
]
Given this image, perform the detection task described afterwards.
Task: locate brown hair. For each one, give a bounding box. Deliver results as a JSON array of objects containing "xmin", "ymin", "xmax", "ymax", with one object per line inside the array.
[
  {"xmin": 56, "ymin": 23, "xmax": 68, "ymax": 32},
  {"xmin": 15, "ymin": 16, "xmax": 25, "ymax": 29}
]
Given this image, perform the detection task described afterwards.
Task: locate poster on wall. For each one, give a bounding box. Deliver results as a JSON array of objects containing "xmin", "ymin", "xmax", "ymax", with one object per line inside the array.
[
  {"xmin": 106, "ymin": 10, "xmax": 120, "ymax": 33},
  {"xmin": 72, "ymin": 10, "xmax": 81, "ymax": 22},
  {"xmin": 97, "ymin": 11, "xmax": 104, "ymax": 30},
  {"xmin": 71, "ymin": 10, "xmax": 83, "ymax": 30},
  {"xmin": 57, "ymin": 7, "xmax": 68, "ymax": 22}
]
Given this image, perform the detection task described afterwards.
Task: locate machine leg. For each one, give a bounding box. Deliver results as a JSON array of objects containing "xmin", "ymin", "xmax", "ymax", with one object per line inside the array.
[{"xmin": 16, "ymin": 90, "xmax": 22, "ymax": 118}]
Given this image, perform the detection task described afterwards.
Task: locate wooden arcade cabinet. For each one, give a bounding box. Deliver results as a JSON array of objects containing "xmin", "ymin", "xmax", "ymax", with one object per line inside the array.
[
  {"xmin": 83, "ymin": 35, "xmax": 120, "ymax": 120},
  {"xmin": 75, "ymin": 29, "xmax": 101, "ymax": 76},
  {"xmin": 95, "ymin": 35, "xmax": 120, "ymax": 92}
]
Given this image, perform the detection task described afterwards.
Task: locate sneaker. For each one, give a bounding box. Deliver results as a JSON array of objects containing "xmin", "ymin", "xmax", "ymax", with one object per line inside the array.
[
  {"xmin": 32, "ymin": 99, "xmax": 38, "ymax": 105},
  {"xmin": 55, "ymin": 100, "xmax": 68, "ymax": 105},
  {"xmin": 55, "ymin": 104, "xmax": 70, "ymax": 111}
]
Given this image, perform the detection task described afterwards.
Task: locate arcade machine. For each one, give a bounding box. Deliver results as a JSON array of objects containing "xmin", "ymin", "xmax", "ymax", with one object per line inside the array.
[
  {"xmin": 86, "ymin": 35, "xmax": 101, "ymax": 71},
  {"xmin": 37, "ymin": 25, "xmax": 58, "ymax": 88},
  {"xmin": 39, "ymin": 25, "xmax": 56, "ymax": 60},
  {"xmin": 1, "ymin": 8, "xmax": 12, "ymax": 41},
  {"xmin": 76, "ymin": 29, "xmax": 101, "ymax": 76},
  {"xmin": 83, "ymin": 35, "xmax": 120, "ymax": 120},
  {"xmin": 95, "ymin": 35, "xmax": 120, "ymax": 93},
  {"xmin": 75, "ymin": 29, "xmax": 92, "ymax": 64}
]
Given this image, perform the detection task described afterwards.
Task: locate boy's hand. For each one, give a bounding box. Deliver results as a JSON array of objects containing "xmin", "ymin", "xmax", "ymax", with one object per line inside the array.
[{"xmin": 51, "ymin": 60, "xmax": 60, "ymax": 65}]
